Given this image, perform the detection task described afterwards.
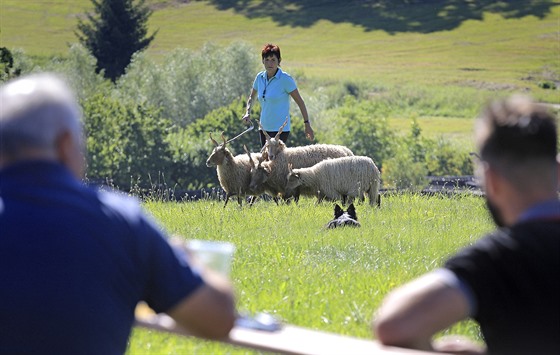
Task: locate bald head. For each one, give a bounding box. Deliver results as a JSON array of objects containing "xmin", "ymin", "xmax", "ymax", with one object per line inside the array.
[{"xmin": 0, "ymin": 73, "xmax": 85, "ymax": 177}]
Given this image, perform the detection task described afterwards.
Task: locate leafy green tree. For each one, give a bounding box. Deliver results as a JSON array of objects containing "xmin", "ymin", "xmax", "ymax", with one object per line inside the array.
[
  {"xmin": 46, "ymin": 44, "xmax": 111, "ymax": 102},
  {"xmin": 76, "ymin": 0, "xmax": 156, "ymax": 82},
  {"xmin": 116, "ymin": 42, "xmax": 257, "ymax": 127},
  {"xmin": 83, "ymin": 94, "xmax": 174, "ymax": 191},
  {"xmin": 332, "ymin": 96, "xmax": 395, "ymax": 168}
]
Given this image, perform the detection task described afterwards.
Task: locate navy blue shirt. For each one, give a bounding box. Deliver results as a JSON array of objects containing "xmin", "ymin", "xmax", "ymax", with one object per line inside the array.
[
  {"xmin": 445, "ymin": 199, "xmax": 560, "ymax": 354},
  {"xmin": 0, "ymin": 161, "xmax": 204, "ymax": 355}
]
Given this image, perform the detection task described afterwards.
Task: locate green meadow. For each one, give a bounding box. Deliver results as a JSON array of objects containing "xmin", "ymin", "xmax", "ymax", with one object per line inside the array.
[{"xmin": 126, "ymin": 194, "xmax": 491, "ymax": 354}]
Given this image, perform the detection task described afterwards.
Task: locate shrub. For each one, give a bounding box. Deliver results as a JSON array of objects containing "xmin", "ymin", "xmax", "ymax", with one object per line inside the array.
[
  {"xmin": 424, "ymin": 138, "xmax": 474, "ymax": 176},
  {"xmin": 328, "ymin": 96, "xmax": 395, "ymax": 167},
  {"xmin": 83, "ymin": 94, "xmax": 174, "ymax": 191},
  {"xmin": 382, "ymin": 150, "xmax": 428, "ymax": 190},
  {"xmin": 116, "ymin": 41, "xmax": 258, "ymax": 127}
]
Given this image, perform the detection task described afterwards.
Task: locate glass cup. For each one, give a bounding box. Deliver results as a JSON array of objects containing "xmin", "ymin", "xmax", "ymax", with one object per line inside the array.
[{"xmin": 185, "ymin": 239, "xmax": 235, "ymax": 277}]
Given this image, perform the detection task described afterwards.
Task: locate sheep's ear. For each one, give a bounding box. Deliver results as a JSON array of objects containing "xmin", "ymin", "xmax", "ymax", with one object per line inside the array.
[{"xmin": 209, "ymin": 133, "xmax": 219, "ymax": 146}]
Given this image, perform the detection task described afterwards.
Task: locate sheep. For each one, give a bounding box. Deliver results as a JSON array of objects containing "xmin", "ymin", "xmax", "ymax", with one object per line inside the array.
[
  {"xmin": 249, "ymin": 122, "xmax": 354, "ymax": 202},
  {"xmin": 243, "ymin": 145, "xmax": 280, "ymax": 205},
  {"xmin": 205, "ymin": 132, "xmax": 264, "ymax": 207},
  {"xmin": 284, "ymin": 156, "xmax": 381, "ymax": 207}
]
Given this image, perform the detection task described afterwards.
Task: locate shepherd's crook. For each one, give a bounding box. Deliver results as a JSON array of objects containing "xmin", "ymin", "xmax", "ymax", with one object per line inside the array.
[{"xmin": 226, "ymin": 121, "xmax": 255, "ymax": 144}]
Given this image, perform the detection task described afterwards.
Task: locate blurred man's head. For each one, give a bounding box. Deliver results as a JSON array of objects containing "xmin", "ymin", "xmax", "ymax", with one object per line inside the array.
[
  {"xmin": 475, "ymin": 95, "xmax": 559, "ymax": 226},
  {"xmin": 0, "ymin": 73, "xmax": 85, "ymax": 178}
]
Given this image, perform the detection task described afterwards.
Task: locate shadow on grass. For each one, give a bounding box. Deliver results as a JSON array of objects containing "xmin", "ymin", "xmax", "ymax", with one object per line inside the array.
[{"xmin": 206, "ymin": 0, "xmax": 557, "ymax": 34}]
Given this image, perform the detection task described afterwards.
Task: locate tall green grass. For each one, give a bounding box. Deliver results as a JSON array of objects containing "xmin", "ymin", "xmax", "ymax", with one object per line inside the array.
[{"xmin": 127, "ymin": 194, "xmax": 491, "ymax": 353}]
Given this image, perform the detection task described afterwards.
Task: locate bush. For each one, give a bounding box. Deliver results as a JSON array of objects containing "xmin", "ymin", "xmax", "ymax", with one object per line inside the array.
[
  {"xmin": 167, "ymin": 97, "xmax": 259, "ymax": 190},
  {"xmin": 382, "ymin": 151, "xmax": 429, "ymax": 190},
  {"xmin": 46, "ymin": 44, "xmax": 111, "ymax": 102},
  {"xmin": 116, "ymin": 41, "xmax": 258, "ymax": 127},
  {"xmin": 328, "ymin": 96, "xmax": 395, "ymax": 168},
  {"xmin": 379, "ymin": 117, "xmax": 473, "ymax": 189},
  {"xmin": 83, "ymin": 93, "xmax": 175, "ymax": 192},
  {"xmin": 424, "ymin": 137, "xmax": 474, "ymax": 176}
]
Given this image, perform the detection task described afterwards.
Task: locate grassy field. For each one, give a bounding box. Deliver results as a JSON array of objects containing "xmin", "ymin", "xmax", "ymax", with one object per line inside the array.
[{"xmin": 125, "ymin": 194, "xmax": 492, "ymax": 353}]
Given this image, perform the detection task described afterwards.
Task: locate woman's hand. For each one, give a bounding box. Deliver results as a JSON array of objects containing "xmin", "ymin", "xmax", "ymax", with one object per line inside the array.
[
  {"xmin": 242, "ymin": 113, "xmax": 251, "ymax": 125},
  {"xmin": 305, "ymin": 122, "xmax": 314, "ymax": 141}
]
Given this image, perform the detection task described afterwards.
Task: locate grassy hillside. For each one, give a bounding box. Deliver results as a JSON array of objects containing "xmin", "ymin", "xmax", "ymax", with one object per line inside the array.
[
  {"xmin": 1, "ymin": 0, "xmax": 558, "ymax": 142},
  {"xmin": 1, "ymin": 1, "xmax": 558, "ymax": 90}
]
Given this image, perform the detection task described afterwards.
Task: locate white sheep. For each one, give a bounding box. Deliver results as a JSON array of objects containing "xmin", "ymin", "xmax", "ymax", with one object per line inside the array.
[
  {"xmin": 249, "ymin": 122, "xmax": 354, "ymax": 201},
  {"xmin": 206, "ymin": 133, "xmax": 264, "ymax": 207},
  {"xmin": 285, "ymin": 156, "xmax": 381, "ymax": 207}
]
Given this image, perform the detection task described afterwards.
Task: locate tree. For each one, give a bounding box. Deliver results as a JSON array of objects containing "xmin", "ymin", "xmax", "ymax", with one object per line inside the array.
[
  {"xmin": 83, "ymin": 93, "xmax": 174, "ymax": 192},
  {"xmin": 76, "ymin": 0, "xmax": 156, "ymax": 82}
]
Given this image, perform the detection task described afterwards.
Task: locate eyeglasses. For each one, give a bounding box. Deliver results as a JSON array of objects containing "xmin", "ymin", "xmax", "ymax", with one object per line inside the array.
[{"xmin": 262, "ymin": 88, "xmax": 266, "ymax": 101}]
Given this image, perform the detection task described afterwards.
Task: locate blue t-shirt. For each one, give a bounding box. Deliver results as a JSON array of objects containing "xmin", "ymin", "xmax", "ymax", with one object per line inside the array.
[
  {"xmin": 0, "ymin": 161, "xmax": 204, "ymax": 355},
  {"xmin": 252, "ymin": 67, "xmax": 297, "ymax": 132}
]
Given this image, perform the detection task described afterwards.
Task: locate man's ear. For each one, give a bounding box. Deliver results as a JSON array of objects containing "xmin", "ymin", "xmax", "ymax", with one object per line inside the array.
[
  {"xmin": 484, "ymin": 165, "xmax": 504, "ymax": 200},
  {"xmin": 55, "ymin": 130, "xmax": 84, "ymax": 178}
]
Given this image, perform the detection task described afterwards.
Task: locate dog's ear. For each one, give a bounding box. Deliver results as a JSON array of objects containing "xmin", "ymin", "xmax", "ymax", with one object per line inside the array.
[
  {"xmin": 347, "ymin": 203, "xmax": 357, "ymax": 220},
  {"xmin": 334, "ymin": 204, "xmax": 344, "ymax": 218}
]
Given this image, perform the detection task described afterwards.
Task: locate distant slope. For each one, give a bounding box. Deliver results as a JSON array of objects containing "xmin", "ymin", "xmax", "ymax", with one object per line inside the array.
[{"xmin": 1, "ymin": 0, "xmax": 558, "ymax": 102}]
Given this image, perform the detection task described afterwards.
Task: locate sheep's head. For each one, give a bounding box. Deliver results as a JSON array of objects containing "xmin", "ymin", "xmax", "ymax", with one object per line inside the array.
[
  {"xmin": 285, "ymin": 164, "xmax": 303, "ymax": 196},
  {"xmin": 259, "ymin": 118, "xmax": 288, "ymax": 161},
  {"xmin": 249, "ymin": 155, "xmax": 271, "ymax": 191},
  {"xmin": 206, "ymin": 132, "xmax": 229, "ymax": 167}
]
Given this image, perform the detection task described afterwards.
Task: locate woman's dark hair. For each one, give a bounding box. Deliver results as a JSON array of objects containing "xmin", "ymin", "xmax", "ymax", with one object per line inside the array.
[{"xmin": 261, "ymin": 43, "xmax": 281, "ymax": 62}]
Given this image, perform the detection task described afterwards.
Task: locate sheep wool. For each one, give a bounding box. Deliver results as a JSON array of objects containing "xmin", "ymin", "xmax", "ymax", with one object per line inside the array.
[{"xmin": 286, "ymin": 156, "xmax": 381, "ymax": 206}]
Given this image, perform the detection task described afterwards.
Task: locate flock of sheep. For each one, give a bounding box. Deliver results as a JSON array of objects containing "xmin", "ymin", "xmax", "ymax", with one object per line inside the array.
[{"xmin": 206, "ymin": 121, "xmax": 381, "ymax": 208}]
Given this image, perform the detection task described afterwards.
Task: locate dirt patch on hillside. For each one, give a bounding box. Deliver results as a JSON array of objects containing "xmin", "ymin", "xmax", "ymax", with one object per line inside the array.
[
  {"xmin": 149, "ymin": 0, "xmax": 191, "ymax": 11},
  {"xmin": 452, "ymin": 79, "xmax": 528, "ymax": 92}
]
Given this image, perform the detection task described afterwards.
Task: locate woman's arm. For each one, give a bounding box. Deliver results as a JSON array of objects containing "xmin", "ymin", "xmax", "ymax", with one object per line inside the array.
[
  {"xmin": 242, "ymin": 89, "xmax": 257, "ymax": 124},
  {"xmin": 290, "ymin": 89, "xmax": 314, "ymax": 141}
]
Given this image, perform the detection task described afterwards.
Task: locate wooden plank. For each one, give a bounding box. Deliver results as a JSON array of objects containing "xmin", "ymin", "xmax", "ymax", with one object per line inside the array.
[{"xmin": 135, "ymin": 314, "xmax": 433, "ymax": 355}]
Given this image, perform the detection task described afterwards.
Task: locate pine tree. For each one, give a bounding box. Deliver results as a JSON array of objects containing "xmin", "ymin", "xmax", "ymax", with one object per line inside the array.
[{"xmin": 76, "ymin": 0, "xmax": 157, "ymax": 82}]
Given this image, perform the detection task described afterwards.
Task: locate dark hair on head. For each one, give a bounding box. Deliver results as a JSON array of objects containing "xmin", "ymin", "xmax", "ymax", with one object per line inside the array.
[
  {"xmin": 477, "ymin": 95, "xmax": 558, "ymax": 166},
  {"xmin": 261, "ymin": 43, "xmax": 281, "ymax": 62}
]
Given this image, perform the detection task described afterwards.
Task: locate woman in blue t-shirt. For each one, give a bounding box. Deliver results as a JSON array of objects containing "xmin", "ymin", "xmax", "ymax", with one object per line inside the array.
[{"xmin": 242, "ymin": 43, "xmax": 315, "ymax": 147}]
